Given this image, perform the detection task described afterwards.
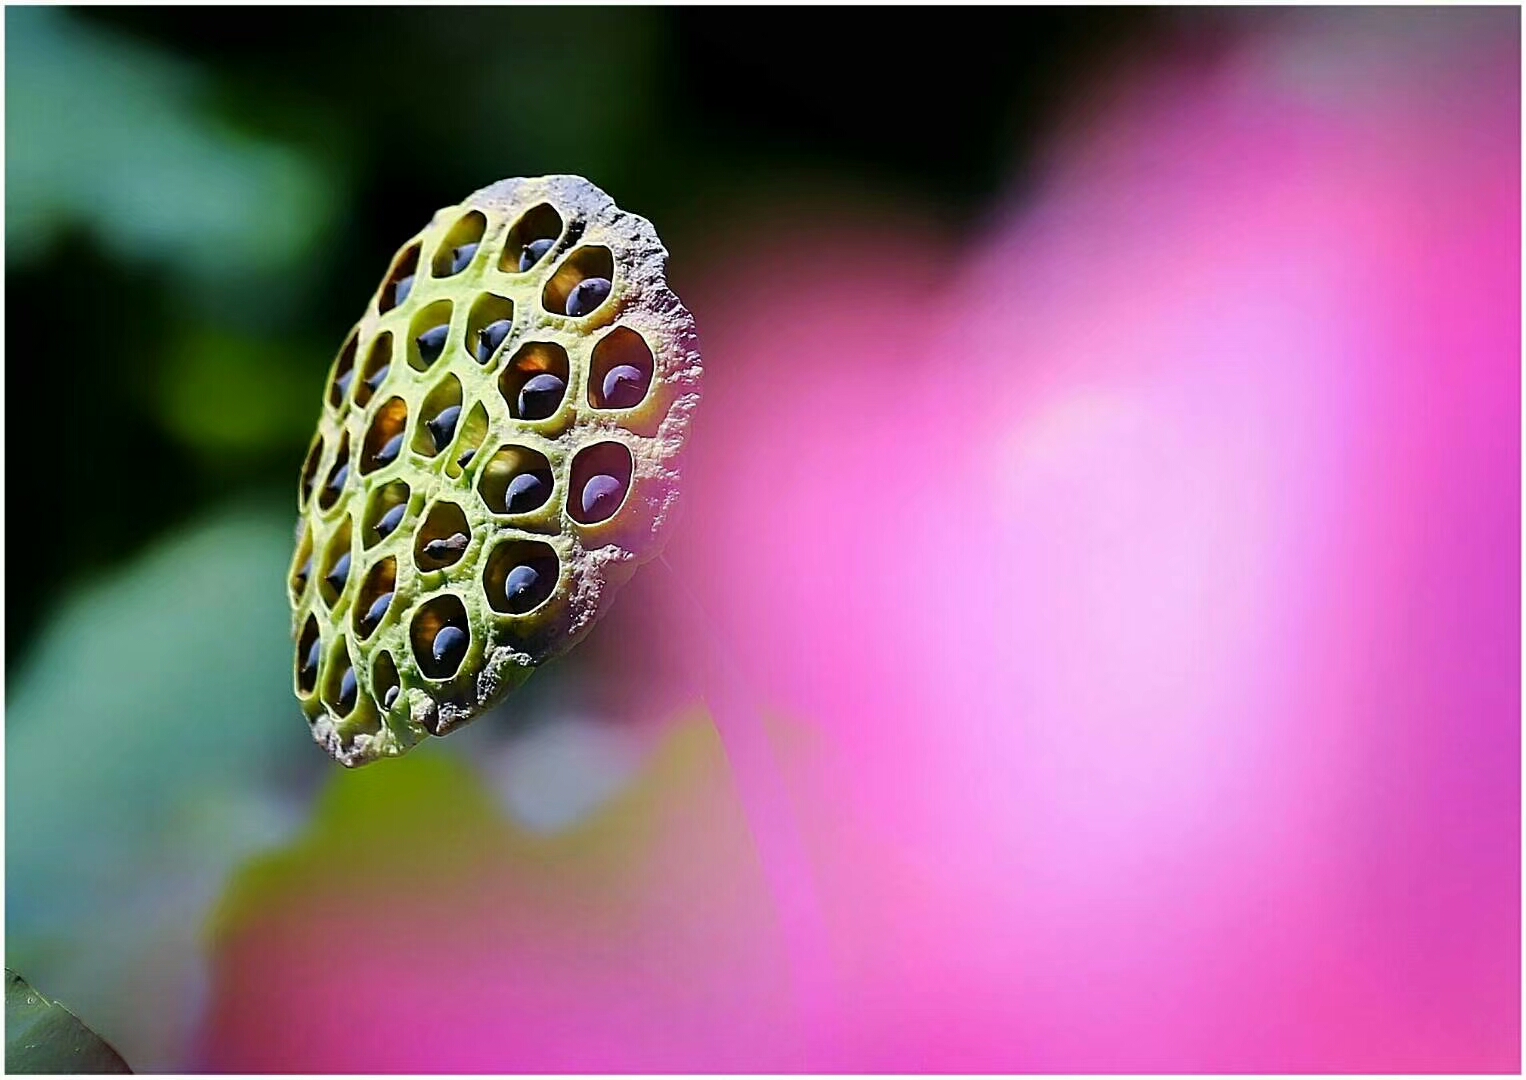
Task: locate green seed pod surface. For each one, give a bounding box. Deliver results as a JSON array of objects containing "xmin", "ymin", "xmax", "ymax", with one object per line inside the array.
[{"xmin": 291, "ymin": 175, "xmax": 701, "ymax": 766}]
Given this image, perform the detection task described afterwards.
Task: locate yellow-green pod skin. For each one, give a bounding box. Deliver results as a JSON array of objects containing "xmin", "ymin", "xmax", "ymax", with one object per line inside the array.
[{"xmin": 290, "ymin": 176, "xmax": 702, "ymax": 766}]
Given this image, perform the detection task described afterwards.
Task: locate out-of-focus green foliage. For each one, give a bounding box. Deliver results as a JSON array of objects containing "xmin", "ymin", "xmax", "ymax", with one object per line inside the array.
[
  {"xmin": 5, "ymin": 503, "xmax": 324, "ymax": 1071},
  {"xmin": 5, "ymin": 7, "xmax": 334, "ymax": 291},
  {"xmin": 5, "ymin": 969, "xmax": 132, "ymax": 1074}
]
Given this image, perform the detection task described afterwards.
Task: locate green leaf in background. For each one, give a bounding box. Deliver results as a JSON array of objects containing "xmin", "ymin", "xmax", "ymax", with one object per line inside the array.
[
  {"xmin": 5, "ymin": 503, "xmax": 325, "ymax": 1071},
  {"xmin": 5, "ymin": 970, "xmax": 132, "ymax": 1074},
  {"xmin": 4, "ymin": 7, "xmax": 337, "ymax": 325}
]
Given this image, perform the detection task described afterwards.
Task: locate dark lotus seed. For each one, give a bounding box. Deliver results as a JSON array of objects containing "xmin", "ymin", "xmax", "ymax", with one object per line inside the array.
[
  {"xmin": 601, "ymin": 364, "xmax": 646, "ymax": 408},
  {"xmin": 302, "ymin": 637, "xmax": 322, "ymax": 680},
  {"xmin": 431, "ymin": 624, "xmax": 468, "ymax": 668},
  {"xmin": 449, "ymin": 242, "xmax": 479, "ymax": 275},
  {"xmin": 505, "ymin": 564, "xmax": 545, "ymax": 613},
  {"xmin": 565, "ymin": 277, "xmax": 612, "ymax": 317},
  {"xmin": 297, "ymin": 554, "xmax": 312, "ymax": 585},
  {"xmin": 519, "ymin": 238, "xmax": 554, "ymax": 272},
  {"xmin": 363, "ymin": 590, "xmax": 393, "ymax": 633},
  {"xmin": 423, "ymin": 532, "xmax": 470, "ymax": 560},
  {"xmin": 475, "ymin": 318, "xmax": 512, "ymax": 364},
  {"xmin": 335, "ymin": 368, "xmax": 356, "ymax": 401},
  {"xmin": 366, "ymin": 363, "xmax": 391, "ymax": 392},
  {"xmin": 338, "ymin": 666, "xmax": 358, "ymax": 712},
  {"xmin": 392, "ymin": 274, "xmax": 415, "ymax": 307},
  {"xmin": 506, "ymin": 471, "xmax": 549, "ymax": 513},
  {"xmin": 581, "ymin": 474, "xmax": 625, "ymax": 521},
  {"xmin": 383, "ymin": 684, "xmax": 400, "ymax": 710},
  {"xmin": 427, "ymin": 405, "xmax": 461, "ymax": 450},
  {"xmin": 375, "ymin": 502, "xmax": 407, "ymax": 539},
  {"xmin": 326, "ymin": 551, "xmax": 351, "ymax": 593},
  {"xmin": 328, "ymin": 461, "xmax": 350, "ymax": 495},
  {"xmin": 375, "ymin": 432, "xmax": 404, "ymax": 467},
  {"xmin": 457, "ymin": 448, "xmax": 476, "ymax": 468},
  {"xmin": 517, "ymin": 373, "xmax": 566, "ymax": 419},
  {"xmin": 417, "ymin": 325, "xmax": 449, "ymax": 364}
]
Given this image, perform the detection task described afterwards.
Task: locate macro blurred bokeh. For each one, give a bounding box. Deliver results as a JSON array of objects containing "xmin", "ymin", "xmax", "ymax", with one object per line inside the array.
[{"xmin": 5, "ymin": 6, "xmax": 1519, "ymax": 1073}]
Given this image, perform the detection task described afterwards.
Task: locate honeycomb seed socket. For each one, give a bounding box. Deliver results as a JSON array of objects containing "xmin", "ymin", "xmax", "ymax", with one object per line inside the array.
[
  {"xmin": 361, "ymin": 396, "xmax": 408, "ymax": 475},
  {"xmin": 543, "ymin": 245, "xmax": 615, "ymax": 320},
  {"xmin": 327, "ymin": 328, "xmax": 360, "ymax": 412},
  {"xmin": 477, "ymin": 442, "xmax": 556, "ymax": 519},
  {"xmin": 408, "ymin": 300, "xmax": 455, "ymax": 372},
  {"xmin": 498, "ymin": 342, "xmax": 570, "ymax": 425},
  {"xmin": 432, "ymin": 210, "xmax": 488, "ymax": 279},
  {"xmin": 355, "ymin": 331, "xmax": 395, "ymax": 408},
  {"xmin": 294, "ymin": 174, "xmax": 703, "ymax": 766},
  {"xmin": 499, "ymin": 202, "xmax": 565, "ymax": 274},
  {"xmin": 414, "ymin": 375, "xmax": 464, "ymax": 458}
]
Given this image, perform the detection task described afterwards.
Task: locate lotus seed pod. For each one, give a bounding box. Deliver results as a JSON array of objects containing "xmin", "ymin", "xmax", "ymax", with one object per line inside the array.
[{"xmin": 291, "ymin": 175, "xmax": 702, "ymax": 766}]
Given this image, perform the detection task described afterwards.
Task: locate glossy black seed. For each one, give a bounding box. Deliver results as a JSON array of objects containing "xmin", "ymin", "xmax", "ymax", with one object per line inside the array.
[
  {"xmin": 416, "ymin": 325, "xmax": 449, "ymax": 364},
  {"xmin": 581, "ymin": 474, "xmax": 625, "ymax": 521},
  {"xmin": 376, "ymin": 502, "xmax": 407, "ymax": 539},
  {"xmin": 431, "ymin": 624, "xmax": 468, "ymax": 668},
  {"xmin": 375, "ymin": 432, "xmax": 404, "ymax": 468},
  {"xmin": 517, "ymin": 373, "xmax": 566, "ymax": 419},
  {"xmin": 505, "ymin": 564, "xmax": 546, "ymax": 613},
  {"xmin": 296, "ymin": 554, "xmax": 312, "ymax": 585},
  {"xmin": 422, "ymin": 532, "xmax": 470, "ymax": 560},
  {"xmin": 565, "ymin": 277, "xmax": 612, "ymax": 317},
  {"xmin": 519, "ymin": 238, "xmax": 555, "ymax": 272},
  {"xmin": 383, "ymin": 684, "xmax": 400, "ymax": 710},
  {"xmin": 506, "ymin": 471, "xmax": 549, "ymax": 514},
  {"xmin": 366, "ymin": 363, "xmax": 391, "ymax": 392},
  {"xmin": 392, "ymin": 274, "xmax": 415, "ymax": 307},
  {"xmin": 457, "ymin": 448, "xmax": 476, "ymax": 468},
  {"xmin": 475, "ymin": 318, "xmax": 512, "ymax": 364},
  {"xmin": 427, "ymin": 405, "xmax": 461, "ymax": 450},
  {"xmin": 601, "ymin": 364, "xmax": 646, "ymax": 408},
  {"xmin": 362, "ymin": 591, "xmax": 394, "ymax": 633},
  {"xmin": 338, "ymin": 666, "xmax": 358, "ymax": 712},
  {"xmin": 328, "ymin": 461, "xmax": 350, "ymax": 496},
  {"xmin": 326, "ymin": 551, "xmax": 351, "ymax": 593},
  {"xmin": 448, "ymin": 242, "xmax": 479, "ymax": 275},
  {"xmin": 301, "ymin": 637, "xmax": 322, "ymax": 680},
  {"xmin": 334, "ymin": 368, "xmax": 356, "ymax": 401}
]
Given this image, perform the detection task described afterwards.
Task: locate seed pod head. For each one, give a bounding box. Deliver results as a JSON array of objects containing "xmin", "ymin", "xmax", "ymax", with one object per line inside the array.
[{"xmin": 291, "ymin": 175, "xmax": 702, "ymax": 766}]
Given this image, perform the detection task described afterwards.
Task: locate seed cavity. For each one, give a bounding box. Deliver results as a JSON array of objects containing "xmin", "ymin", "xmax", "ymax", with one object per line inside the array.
[
  {"xmin": 433, "ymin": 210, "xmax": 488, "ymax": 278},
  {"xmin": 501, "ymin": 202, "xmax": 564, "ymax": 273},
  {"xmin": 427, "ymin": 404, "xmax": 461, "ymax": 451},
  {"xmin": 569, "ymin": 441, "xmax": 634, "ymax": 526},
  {"xmin": 519, "ymin": 238, "xmax": 555, "ymax": 272},
  {"xmin": 411, "ymin": 594, "xmax": 471, "ymax": 680},
  {"xmin": 300, "ymin": 435, "xmax": 324, "ymax": 507},
  {"xmin": 466, "ymin": 292, "xmax": 516, "ymax": 366},
  {"xmin": 328, "ymin": 329, "xmax": 359, "ymax": 410},
  {"xmin": 478, "ymin": 444, "xmax": 554, "ymax": 516},
  {"xmin": 589, "ymin": 326, "xmax": 654, "ymax": 410},
  {"xmin": 296, "ymin": 614, "xmax": 321, "ymax": 695},
  {"xmin": 414, "ymin": 375, "xmax": 464, "ymax": 457},
  {"xmin": 365, "ymin": 481, "xmax": 411, "ymax": 548},
  {"xmin": 415, "ymin": 501, "xmax": 472, "ymax": 571},
  {"xmin": 356, "ymin": 332, "xmax": 394, "ymax": 408},
  {"xmin": 543, "ymin": 245, "xmax": 614, "ymax": 319},
  {"xmin": 374, "ymin": 652, "xmax": 401, "ymax": 714},
  {"xmin": 318, "ymin": 434, "xmax": 351, "ymax": 510},
  {"xmin": 362, "ymin": 397, "xmax": 408, "ymax": 475},
  {"xmin": 408, "ymin": 300, "xmax": 454, "ymax": 371},
  {"xmin": 380, "ymin": 242, "xmax": 421, "ymax": 314},
  {"xmin": 354, "ymin": 556, "xmax": 397, "ymax": 640},
  {"xmin": 499, "ymin": 342, "xmax": 570, "ymax": 422},
  {"xmin": 484, "ymin": 539, "xmax": 560, "ymax": 615}
]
